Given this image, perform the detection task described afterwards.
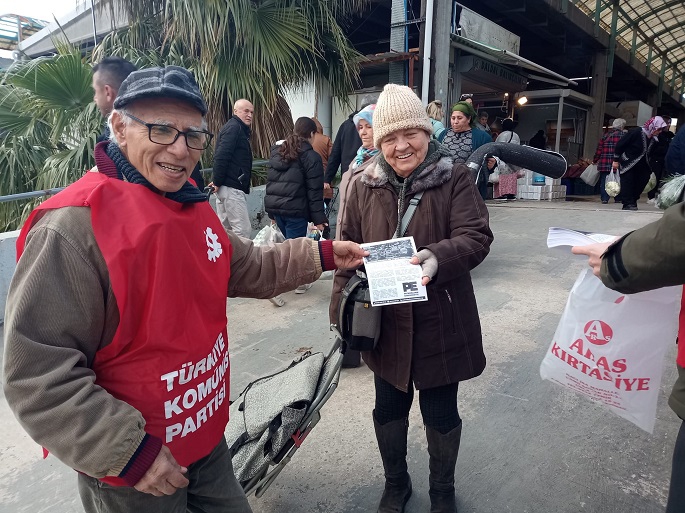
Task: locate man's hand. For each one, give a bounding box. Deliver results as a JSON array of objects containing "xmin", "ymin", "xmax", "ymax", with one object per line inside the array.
[
  {"xmin": 207, "ymin": 181, "xmax": 219, "ymax": 194},
  {"xmin": 611, "ymin": 161, "xmax": 619, "ymax": 170},
  {"xmin": 571, "ymin": 242, "xmax": 614, "ymax": 277},
  {"xmin": 323, "ymin": 183, "xmax": 331, "ymax": 190},
  {"xmin": 134, "ymin": 445, "xmax": 189, "ymax": 497},
  {"xmin": 410, "ymin": 249, "xmax": 438, "ymax": 286},
  {"xmin": 486, "ymin": 158, "xmax": 497, "ymax": 170},
  {"xmin": 332, "ymin": 241, "xmax": 368, "ymax": 269}
]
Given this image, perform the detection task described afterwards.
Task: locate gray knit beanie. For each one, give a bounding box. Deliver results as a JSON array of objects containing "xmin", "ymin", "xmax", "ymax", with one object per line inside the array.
[{"xmin": 373, "ymin": 84, "xmax": 433, "ymax": 148}]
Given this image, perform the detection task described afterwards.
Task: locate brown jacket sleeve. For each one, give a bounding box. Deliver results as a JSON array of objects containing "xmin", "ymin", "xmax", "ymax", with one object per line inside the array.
[
  {"xmin": 226, "ymin": 230, "xmax": 323, "ymax": 298},
  {"xmin": 3, "ymin": 207, "xmax": 149, "ymax": 480},
  {"xmin": 600, "ymin": 202, "xmax": 685, "ymax": 293}
]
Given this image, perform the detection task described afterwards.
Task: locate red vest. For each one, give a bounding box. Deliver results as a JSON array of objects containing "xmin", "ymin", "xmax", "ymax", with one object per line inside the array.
[{"xmin": 17, "ymin": 172, "xmax": 232, "ymax": 484}]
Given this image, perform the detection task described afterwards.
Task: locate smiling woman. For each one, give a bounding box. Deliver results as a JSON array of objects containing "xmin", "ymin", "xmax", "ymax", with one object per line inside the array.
[{"xmin": 331, "ymin": 83, "xmax": 493, "ymax": 513}]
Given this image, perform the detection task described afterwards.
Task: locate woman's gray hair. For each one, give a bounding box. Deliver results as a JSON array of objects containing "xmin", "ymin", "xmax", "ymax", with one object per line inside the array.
[
  {"xmin": 107, "ymin": 107, "xmax": 208, "ymax": 146},
  {"xmin": 611, "ymin": 118, "xmax": 626, "ymax": 130}
]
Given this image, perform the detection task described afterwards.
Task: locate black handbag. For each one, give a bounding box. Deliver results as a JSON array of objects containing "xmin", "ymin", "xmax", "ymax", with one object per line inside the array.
[{"xmin": 337, "ymin": 272, "xmax": 380, "ymax": 351}]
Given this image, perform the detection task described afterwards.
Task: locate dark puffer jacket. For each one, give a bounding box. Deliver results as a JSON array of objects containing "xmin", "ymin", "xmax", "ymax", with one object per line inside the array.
[
  {"xmin": 265, "ymin": 141, "xmax": 327, "ymax": 225},
  {"xmin": 212, "ymin": 117, "xmax": 252, "ymax": 193}
]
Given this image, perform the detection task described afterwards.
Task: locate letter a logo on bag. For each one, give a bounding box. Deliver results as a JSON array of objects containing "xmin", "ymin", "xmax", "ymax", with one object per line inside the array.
[{"xmin": 584, "ymin": 320, "xmax": 613, "ymax": 345}]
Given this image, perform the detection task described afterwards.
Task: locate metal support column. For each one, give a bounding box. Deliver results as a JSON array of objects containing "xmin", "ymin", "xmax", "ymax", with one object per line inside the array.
[
  {"xmin": 593, "ymin": 0, "xmax": 602, "ymax": 37},
  {"xmin": 607, "ymin": 0, "xmax": 619, "ymax": 77},
  {"xmin": 586, "ymin": 50, "xmax": 608, "ymax": 158},
  {"xmin": 428, "ymin": 0, "xmax": 451, "ymax": 106},
  {"xmin": 390, "ymin": 0, "xmax": 407, "ymax": 84},
  {"xmin": 646, "ymin": 45, "xmax": 653, "ymax": 77},
  {"xmin": 630, "ymin": 26, "xmax": 637, "ymax": 65},
  {"xmin": 555, "ymin": 95, "xmax": 565, "ymax": 153}
]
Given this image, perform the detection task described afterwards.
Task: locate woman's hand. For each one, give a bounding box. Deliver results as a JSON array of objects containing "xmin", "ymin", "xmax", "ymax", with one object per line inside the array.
[
  {"xmin": 486, "ymin": 158, "xmax": 497, "ymax": 170},
  {"xmin": 323, "ymin": 183, "xmax": 331, "ymax": 190},
  {"xmin": 410, "ymin": 249, "xmax": 438, "ymax": 286},
  {"xmin": 611, "ymin": 161, "xmax": 619, "ymax": 170}
]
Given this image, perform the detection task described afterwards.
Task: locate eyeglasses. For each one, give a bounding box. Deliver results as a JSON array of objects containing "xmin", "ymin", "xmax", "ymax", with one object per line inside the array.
[{"xmin": 124, "ymin": 112, "xmax": 214, "ymax": 150}]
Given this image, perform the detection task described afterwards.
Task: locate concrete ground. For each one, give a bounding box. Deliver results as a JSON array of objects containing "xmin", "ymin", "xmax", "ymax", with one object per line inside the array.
[{"xmin": 0, "ymin": 196, "xmax": 679, "ymax": 513}]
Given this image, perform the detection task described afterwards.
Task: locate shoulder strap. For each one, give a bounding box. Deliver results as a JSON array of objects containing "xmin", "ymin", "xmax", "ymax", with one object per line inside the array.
[{"xmin": 398, "ymin": 191, "xmax": 424, "ymax": 238}]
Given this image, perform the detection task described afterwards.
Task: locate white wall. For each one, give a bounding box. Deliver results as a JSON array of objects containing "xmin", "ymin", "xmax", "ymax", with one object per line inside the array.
[{"xmin": 282, "ymin": 80, "xmax": 333, "ymax": 136}]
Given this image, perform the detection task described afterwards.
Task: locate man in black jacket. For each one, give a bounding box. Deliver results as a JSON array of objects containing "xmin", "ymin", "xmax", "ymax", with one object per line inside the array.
[
  {"xmin": 92, "ymin": 57, "xmax": 137, "ymax": 142},
  {"xmin": 323, "ymin": 111, "xmax": 363, "ymax": 190},
  {"xmin": 211, "ymin": 99, "xmax": 254, "ymax": 237}
]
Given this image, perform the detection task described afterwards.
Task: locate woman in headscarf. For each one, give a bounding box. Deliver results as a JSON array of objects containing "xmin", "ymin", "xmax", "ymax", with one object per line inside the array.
[
  {"xmin": 426, "ymin": 100, "xmax": 447, "ymax": 142},
  {"xmin": 612, "ymin": 116, "xmax": 668, "ymax": 211},
  {"xmin": 335, "ymin": 104, "xmax": 378, "ymax": 240},
  {"xmin": 331, "ymin": 84, "xmax": 493, "ymax": 513},
  {"xmin": 442, "ymin": 101, "xmax": 496, "ymax": 200}
]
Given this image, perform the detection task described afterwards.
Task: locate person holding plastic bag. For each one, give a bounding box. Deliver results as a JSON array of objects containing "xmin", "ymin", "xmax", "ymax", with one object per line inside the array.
[
  {"xmin": 265, "ymin": 117, "xmax": 329, "ymax": 293},
  {"xmin": 612, "ymin": 116, "xmax": 667, "ymax": 211},
  {"xmin": 592, "ymin": 118, "xmax": 626, "ymax": 204},
  {"xmin": 571, "ymin": 201, "xmax": 685, "ymax": 513}
]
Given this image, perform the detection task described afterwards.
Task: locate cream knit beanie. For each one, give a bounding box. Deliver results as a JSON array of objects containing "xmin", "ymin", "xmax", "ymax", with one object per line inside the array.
[{"xmin": 372, "ymin": 84, "xmax": 433, "ymax": 148}]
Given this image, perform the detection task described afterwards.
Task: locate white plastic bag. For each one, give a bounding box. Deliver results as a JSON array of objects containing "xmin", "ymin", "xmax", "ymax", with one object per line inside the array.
[
  {"xmin": 656, "ymin": 174, "xmax": 685, "ymax": 210},
  {"xmin": 643, "ymin": 172, "xmax": 657, "ymax": 194},
  {"xmin": 540, "ymin": 269, "xmax": 681, "ymax": 433},
  {"xmin": 253, "ymin": 224, "xmax": 284, "ymax": 247},
  {"xmin": 605, "ymin": 169, "xmax": 621, "ymax": 197},
  {"xmin": 580, "ymin": 163, "xmax": 600, "ymax": 186}
]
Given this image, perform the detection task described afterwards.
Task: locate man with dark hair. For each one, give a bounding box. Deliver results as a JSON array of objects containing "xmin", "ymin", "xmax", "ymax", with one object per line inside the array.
[{"xmin": 92, "ymin": 57, "xmax": 138, "ymax": 141}]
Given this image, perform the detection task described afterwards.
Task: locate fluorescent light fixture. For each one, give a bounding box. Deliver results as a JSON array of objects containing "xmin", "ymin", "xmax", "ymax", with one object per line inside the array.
[{"xmin": 517, "ymin": 96, "xmax": 528, "ymax": 105}]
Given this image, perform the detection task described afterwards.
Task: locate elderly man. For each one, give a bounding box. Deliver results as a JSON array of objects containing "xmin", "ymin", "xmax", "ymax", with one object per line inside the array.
[
  {"xmin": 3, "ymin": 66, "xmax": 366, "ymax": 513},
  {"xmin": 92, "ymin": 56, "xmax": 138, "ymax": 141},
  {"xmin": 211, "ymin": 99, "xmax": 254, "ymax": 237}
]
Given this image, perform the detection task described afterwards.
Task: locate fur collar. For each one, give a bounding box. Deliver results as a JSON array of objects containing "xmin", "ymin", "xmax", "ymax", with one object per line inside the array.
[{"xmin": 361, "ymin": 155, "xmax": 454, "ymax": 195}]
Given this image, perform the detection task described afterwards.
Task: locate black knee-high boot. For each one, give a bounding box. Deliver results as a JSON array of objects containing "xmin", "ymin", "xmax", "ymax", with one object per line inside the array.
[
  {"xmin": 373, "ymin": 411, "xmax": 413, "ymax": 513},
  {"xmin": 426, "ymin": 423, "xmax": 462, "ymax": 513}
]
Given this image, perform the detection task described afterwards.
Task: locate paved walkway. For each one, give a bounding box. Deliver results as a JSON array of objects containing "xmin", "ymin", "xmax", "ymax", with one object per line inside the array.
[{"xmin": 0, "ymin": 196, "xmax": 677, "ymax": 513}]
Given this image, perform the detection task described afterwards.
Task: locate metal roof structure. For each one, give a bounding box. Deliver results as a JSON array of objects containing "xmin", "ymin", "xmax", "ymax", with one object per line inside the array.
[
  {"xmin": 574, "ymin": 0, "xmax": 685, "ymax": 99},
  {"xmin": 0, "ymin": 13, "xmax": 47, "ymax": 51}
]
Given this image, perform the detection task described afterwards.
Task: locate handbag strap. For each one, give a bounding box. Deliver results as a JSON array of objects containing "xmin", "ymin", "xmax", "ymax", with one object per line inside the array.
[{"xmin": 397, "ymin": 191, "xmax": 424, "ymax": 238}]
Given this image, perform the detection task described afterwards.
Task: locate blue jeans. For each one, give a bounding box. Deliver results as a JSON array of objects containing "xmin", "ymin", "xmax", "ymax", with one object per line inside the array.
[
  {"xmin": 273, "ymin": 215, "xmax": 308, "ymax": 240},
  {"xmin": 599, "ymin": 172, "xmax": 609, "ymax": 203}
]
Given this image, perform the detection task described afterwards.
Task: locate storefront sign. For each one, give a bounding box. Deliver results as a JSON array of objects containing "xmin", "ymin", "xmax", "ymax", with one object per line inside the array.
[{"xmin": 458, "ymin": 5, "xmax": 520, "ymax": 54}]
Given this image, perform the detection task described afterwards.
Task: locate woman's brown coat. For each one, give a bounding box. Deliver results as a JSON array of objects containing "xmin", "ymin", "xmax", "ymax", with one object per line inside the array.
[{"xmin": 330, "ymin": 155, "xmax": 493, "ymax": 391}]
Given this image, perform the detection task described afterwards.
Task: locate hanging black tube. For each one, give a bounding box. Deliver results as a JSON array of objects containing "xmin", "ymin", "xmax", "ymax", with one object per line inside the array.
[{"xmin": 465, "ymin": 142, "xmax": 567, "ymax": 187}]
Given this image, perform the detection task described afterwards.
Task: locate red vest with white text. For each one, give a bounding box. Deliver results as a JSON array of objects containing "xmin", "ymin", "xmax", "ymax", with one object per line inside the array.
[{"xmin": 17, "ymin": 172, "xmax": 232, "ymax": 484}]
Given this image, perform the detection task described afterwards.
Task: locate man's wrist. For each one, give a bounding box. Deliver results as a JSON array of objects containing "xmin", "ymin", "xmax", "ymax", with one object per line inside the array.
[
  {"xmin": 117, "ymin": 433, "xmax": 163, "ymax": 487},
  {"xmin": 318, "ymin": 240, "xmax": 336, "ymax": 271}
]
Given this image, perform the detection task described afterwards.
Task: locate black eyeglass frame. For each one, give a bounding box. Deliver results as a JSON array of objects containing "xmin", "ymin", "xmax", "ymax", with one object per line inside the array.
[{"xmin": 124, "ymin": 112, "xmax": 214, "ymax": 150}]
